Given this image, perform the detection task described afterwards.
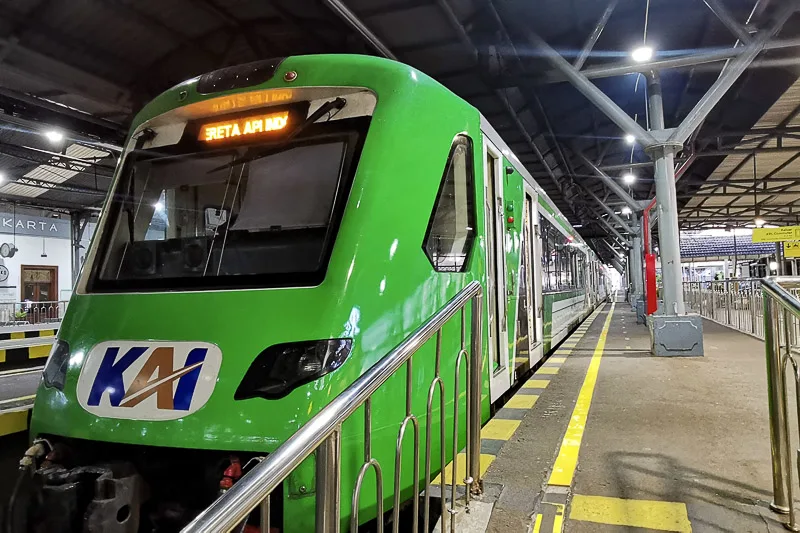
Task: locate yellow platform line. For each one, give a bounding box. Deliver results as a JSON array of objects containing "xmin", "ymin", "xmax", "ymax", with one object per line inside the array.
[
  {"xmin": 29, "ymin": 344, "xmax": 52, "ymax": 358},
  {"xmin": 481, "ymin": 418, "xmax": 521, "ymax": 440},
  {"xmin": 549, "ymin": 357, "xmax": 566, "ymax": 363},
  {"xmin": 548, "ymin": 302, "xmax": 615, "ymax": 486},
  {"xmin": 536, "ymin": 367, "xmax": 559, "ymax": 375},
  {"xmin": 524, "ymin": 379, "xmax": 550, "ymax": 389},
  {"xmin": 0, "ymin": 394, "xmax": 35, "ymax": 406},
  {"xmin": 505, "ymin": 394, "xmax": 538, "ymax": 409},
  {"xmin": 432, "ymin": 453, "xmax": 495, "ymax": 485},
  {"xmin": 569, "ymin": 495, "xmax": 692, "ymax": 532},
  {"xmin": 0, "ymin": 410, "xmax": 28, "ymax": 437}
]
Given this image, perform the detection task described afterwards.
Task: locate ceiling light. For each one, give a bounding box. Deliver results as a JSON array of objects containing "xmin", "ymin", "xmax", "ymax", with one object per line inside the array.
[
  {"xmin": 44, "ymin": 130, "xmax": 64, "ymax": 144},
  {"xmin": 623, "ymin": 173, "xmax": 636, "ymax": 185},
  {"xmin": 631, "ymin": 46, "xmax": 654, "ymax": 63},
  {"xmin": 0, "ymin": 172, "xmax": 4, "ymax": 183},
  {"xmin": 754, "ymin": 217, "xmax": 766, "ymax": 227},
  {"xmin": 624, "ymin": 134, "xmax": 636, "ymax": 145},
  {"xmin": 154, "ymin": 202, "xmax": 164, "ymax": 211},
  {"xmin": 621, "ymin": 206, "xmax": 632, "ymax": 215},
  {"xmin": 770, "ymin": 261, "xmax": 779, "ymax": 271}
]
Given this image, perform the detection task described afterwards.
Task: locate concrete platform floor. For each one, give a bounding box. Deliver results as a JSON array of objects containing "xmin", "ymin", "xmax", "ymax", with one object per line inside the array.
[{"xmin": 482, "ymin": 300, "xmax": 796, "ymax": 532}]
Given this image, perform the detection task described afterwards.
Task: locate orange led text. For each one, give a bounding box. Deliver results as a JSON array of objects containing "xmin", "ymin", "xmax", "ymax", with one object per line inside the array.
[{"xmin": 200, "ymin": 111, "xmax": 289, "ymax": 142}]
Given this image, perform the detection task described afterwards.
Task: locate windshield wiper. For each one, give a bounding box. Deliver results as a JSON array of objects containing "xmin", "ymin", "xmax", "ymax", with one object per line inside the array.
[{"xmin": 207, "ymin": 97, "xmax": 347, "ymax": 173}]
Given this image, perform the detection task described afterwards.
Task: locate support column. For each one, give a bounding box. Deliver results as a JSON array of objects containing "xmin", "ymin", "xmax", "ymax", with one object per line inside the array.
[
  {"xmin": 775, "ymin": 243, "xmax": 785, "ymax": 275},
  {"xmin": 652, "ymin": 146, "xmax": 685, "ymax": 314},
  {"xmin": 647, "ymin": 71, "xmax": 703, "ymax": 356}
]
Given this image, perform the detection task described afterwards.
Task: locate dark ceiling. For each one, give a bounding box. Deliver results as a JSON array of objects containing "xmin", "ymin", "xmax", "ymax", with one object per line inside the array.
[{"xmin": 0, "ymin": 0, "xmax": 799, "ymax": 263}]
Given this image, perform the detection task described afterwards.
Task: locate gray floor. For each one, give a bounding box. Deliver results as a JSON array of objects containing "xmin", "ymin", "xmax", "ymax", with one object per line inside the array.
[
  {"xmin": 0, "ymin": 370, "xmax": 40, "ymax": 404},
  {"xmin": 484, "ymin": 305, "xmax": 613, "ymax": 532},
  {"xmin": 569, "ymin": 308, "xmax": 791, "ymax": 532},
  {"xmin": 485, "ymin": 301, "xmax": 796, "ymax": 532}
]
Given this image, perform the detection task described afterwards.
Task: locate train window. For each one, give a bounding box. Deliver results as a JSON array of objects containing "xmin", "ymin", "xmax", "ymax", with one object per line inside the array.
[
  {"xmin": 88, "ymin": 115, "xmax": 369, "ymax": 292},
  {"xmin": 423, "ymin": 136, "xmax": 476, "ymax": 272}
]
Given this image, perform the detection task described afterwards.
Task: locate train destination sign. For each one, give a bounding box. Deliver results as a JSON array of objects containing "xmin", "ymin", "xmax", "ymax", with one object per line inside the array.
[
  {"xmin": 199, "ymin": 111, "xmax": 289, "ymax": 142},
  {"xmin": 752, "ymin": 226, "xmax": 800, "ymax": 243}
]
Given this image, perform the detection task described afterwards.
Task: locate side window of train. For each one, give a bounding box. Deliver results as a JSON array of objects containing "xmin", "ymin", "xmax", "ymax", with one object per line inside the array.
[{"xmin": 422, "ymin": 135, "xmax": 476, "ymax": 272}]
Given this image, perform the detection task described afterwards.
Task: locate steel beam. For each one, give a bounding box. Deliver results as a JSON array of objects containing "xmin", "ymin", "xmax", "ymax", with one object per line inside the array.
[
  {"xmin": 321, "ymin": 0, "xmax": 397, "ymax": 59},
  {"xmin": 575, "ymin": 151, "xmax": 640, "ymax": 211},
  {"xmin": 670, "ymin": 4, "xmax": 795, "ymax": 144},
  {"xmin": 522, "ymin": 30, "xmax": 657, "ymax": 146},
  {"xmin": 703, "ymin": 0, "xmax": 753, "ymax": 43},
  {"xmin": 573, "ymin": 0, "xmax": 618, "ymax": 70},
  {"xmin": 583, "ymin": 186, "xmax": 635, "ymax": 234},
  {"xmin": 592, "ymin": 208, "xmax": 630, "ymax": 246},
  {"xmin": 524, "ymin": 37, "xmax": 800, "ymax": 85}
]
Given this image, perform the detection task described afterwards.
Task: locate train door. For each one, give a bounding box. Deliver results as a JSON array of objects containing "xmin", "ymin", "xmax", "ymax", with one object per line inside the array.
[
  {"xmin": 484, "ymin": 138, "xmax": 510, "ymax": 402},
  {"xmin": 515, "ymin": 188, "xmax": 544, "ymax": 367},
  {"xmin": 529, "ymin": 193, "xmax": 545, "ymax": 363}
]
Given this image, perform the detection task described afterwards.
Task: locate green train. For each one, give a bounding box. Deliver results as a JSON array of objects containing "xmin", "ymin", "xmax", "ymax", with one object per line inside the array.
[{"xmin": 9, "ymin": 55, "xmax": 610, "ymax": 532}]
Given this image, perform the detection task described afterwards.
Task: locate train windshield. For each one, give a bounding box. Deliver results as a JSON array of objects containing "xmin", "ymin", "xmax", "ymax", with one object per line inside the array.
[{"xmin": 89, "ymin": 112, "xmax": 368, "ymax": 292}]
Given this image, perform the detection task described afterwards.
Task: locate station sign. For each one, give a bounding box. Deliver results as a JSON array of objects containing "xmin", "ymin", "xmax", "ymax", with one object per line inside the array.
[
  {"xmin": 0, "ymin": 212, "xmax": 70, "ymax": 239},
  {"xmin": 752, "ymin": 226, "xmax": 800, "ymax": 243},
  {"xmin": 785, "ymin": 242, "xmax": 800, "ymax": 258}
]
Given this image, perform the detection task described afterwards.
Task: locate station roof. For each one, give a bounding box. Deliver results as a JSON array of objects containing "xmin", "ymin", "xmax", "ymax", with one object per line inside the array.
[{"xmin": 0, "ymin": 0, "xmax": 798, "ymax": 263}]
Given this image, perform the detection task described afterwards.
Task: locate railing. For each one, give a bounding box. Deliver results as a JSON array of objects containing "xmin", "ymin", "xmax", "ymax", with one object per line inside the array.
[
  {"xmin": 683, "ymin": 279, "xmax": 765, "ymax": 338},
  {"xmin": 181, "ymin": 281, "xmax": 484, "ymax": 533},
  {"xmin": 0, "ymin": 300, "xmax": 68, "ymax": 326},
  {"xmin": 763, "ymin": 277, "xmax": 800, "ymax": 531}
]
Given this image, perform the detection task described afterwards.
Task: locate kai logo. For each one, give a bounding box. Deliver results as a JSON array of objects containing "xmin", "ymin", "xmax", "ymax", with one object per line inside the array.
[{"xmin": 77, "ymin": 341, "xmax": 222, "ymax": 421}]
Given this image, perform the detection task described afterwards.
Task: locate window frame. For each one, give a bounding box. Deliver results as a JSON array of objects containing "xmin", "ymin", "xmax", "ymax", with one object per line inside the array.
[
  {"xmin": 87, "ymin": 116, "xmax": 370, "ymax": 293},
  {"xmin": 422, "ymin": 135, "xmax": 477, "ymax": 273}
]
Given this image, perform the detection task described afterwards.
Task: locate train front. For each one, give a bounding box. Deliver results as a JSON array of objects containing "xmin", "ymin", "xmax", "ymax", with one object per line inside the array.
[{"xmin": 10, "ymin": 56, "xmax": 474, "ymax": 532}]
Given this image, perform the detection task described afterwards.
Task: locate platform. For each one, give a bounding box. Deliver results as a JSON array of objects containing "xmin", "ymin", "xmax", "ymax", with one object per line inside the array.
[{"xmin": 460, "ymin": 295, "xmax": 792, "ymax": 533}]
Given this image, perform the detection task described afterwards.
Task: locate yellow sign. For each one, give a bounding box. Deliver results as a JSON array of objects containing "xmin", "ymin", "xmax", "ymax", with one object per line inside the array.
[
  {"xmin": 752, "ymin": 226, "xmax": 800, "ymax": 243},
  {"xmin": 785, "ymin": 242, "xmax": 800, "ymax": 258},
  {"xmin": 200, "ymin": 111, "xmax": 289, "ymax": 142}
]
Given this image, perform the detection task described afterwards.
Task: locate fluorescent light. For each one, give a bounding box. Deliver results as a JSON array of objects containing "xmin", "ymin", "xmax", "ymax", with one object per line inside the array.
[
  {"xmin": 154, "ymin": 202, "xmax": 164, "ymax": 211},
  {"xmin": 574, "ymin": 224, "xmax": 583, "ymax": 228},
  {"xmin": 623, "ymin": 173, "xmax": 636, "ymax": 185},
  {"xmin": 0, "ymin": 172, "xmax": 4, "ymax": 183},
  {"xmin": 44, "ymin": 130, "xmax": 64, "ymax": 144},
  {"xmin": 624, "ymin": 134, "xmax": 636, "ymax": 145},
  {"xmin": 621, "ymin": 206, "xmax": 632, "ymax": 215},
  {"xmin": 631, "ymin": 46, "xmax": 653, "ymax": 63},
  {"xmin": 754, "ymin": 217, "xmax": 766, "ymax": 227},
  {"xmin": 770, "ymin": 261, "xmax": 778, "ymax": 271}
]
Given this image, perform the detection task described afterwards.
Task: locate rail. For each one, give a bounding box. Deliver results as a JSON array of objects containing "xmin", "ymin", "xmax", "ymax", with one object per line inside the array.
[
  {"xmin": 683, "ymin": 279, "xmax": 765, "ymax": 338},
  {"xmin": 181, "ymin": 280, "xmax": 484, "ymax": 533},
  {"xmin": 763, "ymin": 276, "xmax": 800, "ymax": 531},
  {"xmin": 0, "ymin": 300, "xmax": 67, "ymax": 326}
]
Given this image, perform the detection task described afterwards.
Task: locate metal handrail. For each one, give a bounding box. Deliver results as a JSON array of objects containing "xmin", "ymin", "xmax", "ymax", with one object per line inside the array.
[
  {"xmin": 683, "ymin": 279, "xmax": 764, "ymax": 337},
  {"xmin": 762, "ymin": 276, "xmax": 800, "ymax": 531},
  {"xmin": 182, "ymin": 280, "xmax": 484, "ymax": 533}
]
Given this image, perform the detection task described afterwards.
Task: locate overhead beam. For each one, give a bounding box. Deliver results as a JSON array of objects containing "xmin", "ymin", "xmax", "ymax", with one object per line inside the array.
[
  {"xmin": 573, "ymin": 0, "xmax": 618, "ymax": 70},
  {"xmin": 521, "ymin": 30, "xmax": 657, "ymax": 146},
  {"xmin": 527, "ymin": 37, "xmax": 800, "ymax": 85},
  {"xmin": 583, "ymin": 186, "xmax": 635, "ymax": 233},
  {"xmin": 670, "ymin": 3, "xmax": 796, "ymax": 143},
  {"xmin": 702, "ymin": 0, "xmax": 753, "ymax": 44},
  {"xmin": 0, "ymin": 38, "xmax": 132, "ymax": 117},
  {"xmin": 321, "ymin": 0, "xmax": 397, "ymax": 59},
  {"xmin": 575, "ymin": 150, "xmax": 642, "ymax": 211}
]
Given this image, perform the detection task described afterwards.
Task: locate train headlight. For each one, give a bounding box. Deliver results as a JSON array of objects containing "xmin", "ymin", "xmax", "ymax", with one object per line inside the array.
[
  {"xmin": 235, "ymin": 339, "xmax": 352, "ymax": 400},
  {"xmin": 42, "ymin": 340, "xmax": 70, "ymax": 390}
]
